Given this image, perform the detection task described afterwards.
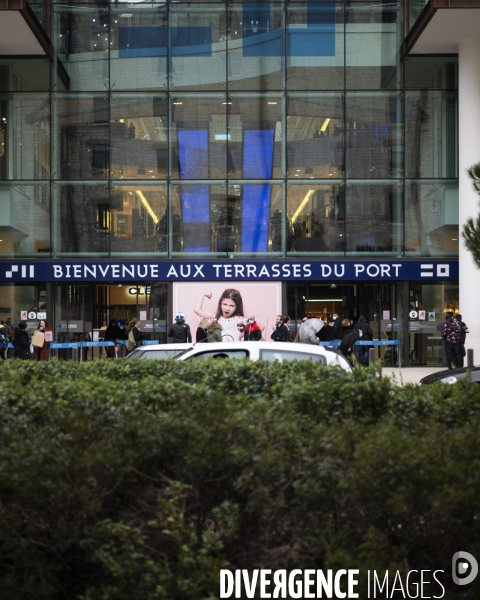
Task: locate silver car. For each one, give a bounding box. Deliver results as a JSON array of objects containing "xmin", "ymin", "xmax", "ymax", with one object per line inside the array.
[{"xmin": 126, "ymin": 341, "xmax": 352, "ymax": 372}]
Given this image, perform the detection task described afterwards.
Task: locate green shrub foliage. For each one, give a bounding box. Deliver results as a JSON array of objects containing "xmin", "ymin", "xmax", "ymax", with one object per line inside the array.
[{"xmin": 0, "ymin": 360, "xmax": 479, "ymax": 598}]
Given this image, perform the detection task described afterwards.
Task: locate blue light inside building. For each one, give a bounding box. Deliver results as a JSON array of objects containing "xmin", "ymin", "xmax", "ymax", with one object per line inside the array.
[
  {"xmin": 178, "ymin": 131, "xmax": 210, "ymax": 252},
  {"xmin": 242, "ymin": 130, "xmax": 274, "ymax": 252}
]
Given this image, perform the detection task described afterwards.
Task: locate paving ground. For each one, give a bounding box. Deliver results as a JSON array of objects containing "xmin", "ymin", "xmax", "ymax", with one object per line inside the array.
[{"xmin": 380, "ymin": 366, "xmax": 446, "ymax": 386}]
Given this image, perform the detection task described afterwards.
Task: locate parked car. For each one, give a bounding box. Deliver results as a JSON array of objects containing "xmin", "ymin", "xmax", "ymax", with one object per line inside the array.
[
  {"xmin": 126, "ymin": 343, "xmax": 194, "ymax": 360},
  {"xmin": 126, "ymin": 341, "xmax": 352, "ymax": 372},
  {"xmin": 419, "ymin": 366, "xmax": 480, "ymax": 385}
]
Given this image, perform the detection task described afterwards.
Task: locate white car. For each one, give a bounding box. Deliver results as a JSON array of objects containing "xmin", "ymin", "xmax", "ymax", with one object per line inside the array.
[{"xmin": 126, "ymin": 341, "xmax": 352, "ymax": 372}]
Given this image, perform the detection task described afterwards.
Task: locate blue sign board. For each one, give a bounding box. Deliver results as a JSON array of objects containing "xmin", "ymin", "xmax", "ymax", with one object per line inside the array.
[{"xmin": 0, "ymin": 260, "xmax": 458, "ymax": 283}]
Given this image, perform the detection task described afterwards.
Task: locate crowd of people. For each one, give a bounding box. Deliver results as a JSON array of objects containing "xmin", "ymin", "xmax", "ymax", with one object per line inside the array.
[{"xmin": 0, "ymin": 303, "xmax": 471, "ymax": 370}]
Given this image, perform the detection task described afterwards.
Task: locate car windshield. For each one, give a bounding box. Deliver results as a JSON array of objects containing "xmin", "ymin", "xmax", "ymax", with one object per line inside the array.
[{"xmin": 260, "ymin": 349, "xmax": 327, "ymax": 364}]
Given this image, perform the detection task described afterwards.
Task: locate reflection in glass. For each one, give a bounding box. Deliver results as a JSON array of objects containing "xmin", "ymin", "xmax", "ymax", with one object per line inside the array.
[
  {"xmin": 287, "ymin": 94, "xmax": 344, "ymax": 178},
  {"xmin": 346, "ymin": 1, "xmax": 401, "ymax": 90},
  {"xmin": 0, "ymin": 183, "xmax": 50, "ymax": 256},
  {"xmin": 345, "ymin": 182, "xmax": 403, "ymax": 255},
  {"xmin": 110, "ymin": 5, "xmax": 167, "ymax": 90},
  {"xmin": 228, "ymin": 95, "xmax": 282, "ymax": 179},
  {"xmin": 405, "ymin": 91, "xmax": 457, "ymax": 178},
  {"xmin": 228, "ymin": 2, "xmax": 283, "ymax": 91},
  {"xmin": 405, "ymin": 181, "xmax": 459, "ymax": 257},
  {"xmin": 346, "ymin": 93, "xmax": 404, "ymax": 178},
  {"xmin": 0, "ymin": 94, "xmax": 50, "ymax": 180},
  {"xmin": 55, "ymin": 5, "xmax": 109, "ymax": 91},
  {"xmin": 172, "ymin": 183, "xmax": 282, "ymax": 254},
  {"xmin": 287, "ymin": 184, "xmax": 344, "ymax": 254},
  {"xmin": 110, "ymin": 94, "xmax": 168, "ymax": 180},
  {"xmin": 287, "ymin": 1, "xmax": 344, "ymax": 91},
  {"xmin": 405, "ymin": 56, "xmax": 457, "ymax": 90},
  {"xmin": 171, "ymin": 4, "xmax": 226, "ymax": 91},
  {"xmin": 172, "ymin": 95, "xmax": 226, "ymax": 179},
  {"xmin": 55, "ymin": 94, "xmax": 110, "ymax": 180}
]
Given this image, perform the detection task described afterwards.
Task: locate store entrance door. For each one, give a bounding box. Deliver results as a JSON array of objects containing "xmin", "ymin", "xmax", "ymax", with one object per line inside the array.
[{"xmin": 53, "ymin": 282, "xmax": 169, "ymax": 359}]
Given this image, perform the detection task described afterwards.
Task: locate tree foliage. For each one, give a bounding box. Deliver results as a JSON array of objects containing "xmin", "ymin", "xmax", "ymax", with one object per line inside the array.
[
  {"xmin": 0, "ymin": 360, "xmax": 480, "ymax": 598},
  {"xmin": 462, "ymin": 162, "xmax": 480, "ymax": 267}
]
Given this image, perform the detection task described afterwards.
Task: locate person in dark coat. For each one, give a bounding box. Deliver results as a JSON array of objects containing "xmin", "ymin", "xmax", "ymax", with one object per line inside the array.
[
  {"xmin": 442, "ymin": 311, "xmax": 461, "ymax": 369},
  {"xmin": 196, "ymin": 318, "xmax": 209, "ymax": 343},
  {"xmin": 104, "ymin": 318, "xmax": 125, "ymax": 358},
  {"xmin": 167, "ymin": 312, "xmax": 192, "ymax": 344},
  {"xmin": 454, "ymin": 313, "xmax": 469, "ymax": 368},
  {"xmin": 13, "ymin": 320, "xmax": 31, "ymax": 360},
  {"xmin": 338, "ymin": 328, "xmax": 363, "ymax": 366},
  {"xmin": 354, "ymin": 315, "xmax": 373, "ymax": 365},
  {"xmin": 271, "ymin": 315, "xmax": 290, "ymax": 342},
  {"xmin": 326, "ymin": 313, "xmax": 345, "ymax": 342}
]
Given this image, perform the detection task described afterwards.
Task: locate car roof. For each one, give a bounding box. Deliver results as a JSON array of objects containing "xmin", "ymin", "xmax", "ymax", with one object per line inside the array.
[
  {"xmin": 140, "ymin": 342, "xmax": 330, "ymax": 353},
  {"xmin": 419, "ymin": 366, "xmax": 480, "ymax": 385}
]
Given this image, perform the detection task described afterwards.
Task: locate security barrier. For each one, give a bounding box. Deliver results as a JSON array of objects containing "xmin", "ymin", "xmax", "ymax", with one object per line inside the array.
[{"xmin": 318, "ymin": 339, "xmax": 401, "ymax": 368}]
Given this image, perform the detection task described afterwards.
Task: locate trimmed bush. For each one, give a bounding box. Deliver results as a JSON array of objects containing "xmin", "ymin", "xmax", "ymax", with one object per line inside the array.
[{"xmin": 0, "ymin": 360, "xmax": 479, "ymax": 598}]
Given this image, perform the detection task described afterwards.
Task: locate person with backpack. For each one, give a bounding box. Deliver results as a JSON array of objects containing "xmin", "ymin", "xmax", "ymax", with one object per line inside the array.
[
  {"xmin": 442, "ymin": 311, "xmax": 461, "ymax": 369},
  {"xmin": 125, "ymin": 318, "xmax": 145, "ymax": 355},
  {"xmin": 0, "ymin": 320, "xmax": 9, "ymax": 360}
]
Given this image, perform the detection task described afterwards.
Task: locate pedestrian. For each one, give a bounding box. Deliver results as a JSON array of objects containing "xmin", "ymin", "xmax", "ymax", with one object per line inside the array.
[
  {"xmin": 0, "ymin": 320, "xmax": 9, "ymax": 360},
  {"xmin": 167, "ymin": 312, "xmax": 192, "ymax": 344},
  {"xmin": 104, "ymin": 318, "xmax": 124, "ymax": 358},
  {"xmin": 125, "ymin": 318, "xmax": 145, "ymax": 355},
  {"xmin": 13, "ymin": 320, "xmax": 32, "ymax": 360},
  {"xmin": 454, "ymin": 313, "xmax": 469, "ymax": 368},
  {"xmin": 294, "ymin": 316, "xmax": 308, "ymax": 342},
  {"xmin": 196, "ymin": 317, "xmax": 209, "ymax": 343},
  {"xmin": 297, "ymin": 318, "xmax": 324, "ymax": 345},
  {"xmin": 271, "ymin": 315, "xmax": 289, "ymax": 342},
  {"xmin": 354, "ymin": 316, "xmax": 373, "ymax": 365},
  {"xmin": 341, "ymin": 318, "xmax": 352, "ymax": 336},
  {"xmin": 442, "ymin": 311, "xmax": 461, "ymax": 369},
  {"xmin": 206, "ymin": 318, "xmax": 223, "ymax": 342},
  {"xmin": 338, "ymin": 328, "xmax": 363, "ymax": 366},
  {"xmin": 1, "ymin": 319, "xmax": 12, "ymax": 342},
  {"xmin": 244, "ymin": 315, "xmax": 262, "ymax": 341},
  {"xmin": 34, "ymin": 320, "xmax": 53, "ymax": 361},
  {"xmin": 326, "ymin": 313, "xmax": 345, "ymax": 342}
]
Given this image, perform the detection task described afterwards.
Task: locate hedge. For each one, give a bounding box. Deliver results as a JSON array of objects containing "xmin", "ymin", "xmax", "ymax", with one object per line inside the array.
[{"xmin": 0, "ymin": 359, "xmax": 479, "ymax": 599}]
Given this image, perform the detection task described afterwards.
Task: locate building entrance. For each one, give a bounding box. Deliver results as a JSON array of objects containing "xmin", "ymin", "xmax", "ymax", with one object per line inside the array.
[{"xmin": 53, "ymin": 282, "xmax": 169, "ymax": 357}]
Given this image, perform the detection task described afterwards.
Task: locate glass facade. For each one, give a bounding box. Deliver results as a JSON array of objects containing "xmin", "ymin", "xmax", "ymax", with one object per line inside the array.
[{"xmin": 0, "ymin": 1, "xmax": 458, "ymax": 260}]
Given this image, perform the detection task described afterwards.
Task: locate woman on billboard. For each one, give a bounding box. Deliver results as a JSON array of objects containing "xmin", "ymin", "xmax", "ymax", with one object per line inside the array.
[{"xmin": 194, "ymin": 289, "xmax": 264, "ymax": 342}]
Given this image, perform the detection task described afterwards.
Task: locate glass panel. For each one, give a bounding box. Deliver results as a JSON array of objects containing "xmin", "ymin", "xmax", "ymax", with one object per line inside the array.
[
  {"xmin": 55, "ymin": 4, "xmax": 109, "ymax": 91},
  {"xmin": 190, "ymin": 349, "xmax": 248, "ymax": 360},
  {"xmin": 286, "ymin": 1, "xmax": 344, "ymax": 91},
  {"xmin": 0, "ymin": 93, "xmax": 50, "ymax": 180},
  {"xmin": 286, "ymin": 183, "xmax": 344, "ymax": 254},
  {"xmin": 0, "ymin": 183, "xmax": 50, "ymax": 256},
  {"xmin": 56, "ymin": 183, "xmax": 112, "ymax": 255},
  {"xmin": 110, "ymin": 4, "xmax": 167, "ymax": 91},
  {"xmin": 227, "ymin": 2, "xmax": 283, "ymax": 91},
  {"xmin": 171, "ymin": 3, "xmax": 226, "ymax": 92},
  {"xmin": 346, "ymin": 1, "xmax": 402, "ymax": 90},
  {"xmin": 405, "ymin": 56, "xmax": 458, "ymax": 90},
  {"xmin": 110, "ymin": 93, "xmax": 168, "ymax": 181},
  {"xmin": 345, "ymin": 181, "xmax": 403, "ymax": 256},
  {"xmin": 287, "ymin": 93, "xmax": 344, "ymax": 178},
  {"xmin": 172, "ymin": 182, "xmax": 282, "ymax": 255},
  {"xmin": 228, "ymin": 94, "xmax": 282, "ymax": 179},
  {"xmin": 408, "ymin": 0, "xmax": 429, "ymax": 32},
  {"xmin": 54, "ymin": 94, "xmax": 110, "ymax": 181},
  {"xmin": 405, "ymin": 91, "xmax": 458, "ymax": 179},
  {"xmin": 345, "ymin": 92, "xmax": 404, "ymax": 179},
  {"xmin": 110, "ymin": 183, "xmax": 167, "ymax": 256},
  {"xmin": 172, "ymin": 94, "xmax": 226, "ymax": 179},
  {"xmin": 0, "ymin": 284, "xmax": 39, "ymax": 336},
  {"xmin": 405, "ymin": 181, "xmax": 459, "ymax": 257},
  {"xmin": 0, "ymin": 58, "xmax": 50, "ymax": 92},
  {"xmin": 260, "ymin": 348, "xmax": 326, "ymax": 363}
]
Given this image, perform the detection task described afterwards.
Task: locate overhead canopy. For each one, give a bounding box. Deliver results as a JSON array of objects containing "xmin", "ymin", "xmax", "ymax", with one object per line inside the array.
[
  {"xmin": 404, "ymin": 1, "xmax": 480, "ymax": 54},
  {"xmin": 0, "ymin": 0, "xmax": 51, "ymax": 55}
]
